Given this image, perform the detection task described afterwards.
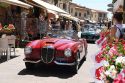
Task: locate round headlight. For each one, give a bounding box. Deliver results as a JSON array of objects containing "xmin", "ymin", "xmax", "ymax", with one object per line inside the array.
[
  {"xmin": 64, "ymin": 48, "xmax": 72, "ymax": 57},
  {"xmin": 24, "ymin": 46, "xmax": 32, "ymax": 54}
]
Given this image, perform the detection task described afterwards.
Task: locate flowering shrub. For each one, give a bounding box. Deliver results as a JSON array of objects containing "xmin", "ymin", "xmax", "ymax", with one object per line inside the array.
[
  {"xmin": 95, "ymin": 39, "xmax": 125, "ymax": 82},
  {"xmin": 95, "ymin": 28, "xmax": 110, "ymax": 47}
]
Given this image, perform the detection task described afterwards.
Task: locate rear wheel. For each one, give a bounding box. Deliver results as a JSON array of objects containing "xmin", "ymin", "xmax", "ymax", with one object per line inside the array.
[{"xmin": 25, "ymin": 62, "xmax": 35, "ymax": 70}]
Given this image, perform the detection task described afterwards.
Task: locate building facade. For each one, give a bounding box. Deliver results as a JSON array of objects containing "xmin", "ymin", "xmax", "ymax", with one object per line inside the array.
[
  {"xmin": 42, "ymin": 0, "xmax": 108, "ymax": 23},
  {"xmin": 44, "ymin": 0, "xmax": 72, "ymax": 13},
  {"xmin": 97, "ymin": 10, "xmax": 108, "ymax": 23},
  {"xmin": 91, "ymin": 9, "xmax": 99, "ymax": 23},
  {"xmin": 91, "ymin": 9, "xmax": 108, "ymax": 23},
  {"xmin": 69, "ymin": 2, "xmax": 87, "ymax": 20}
]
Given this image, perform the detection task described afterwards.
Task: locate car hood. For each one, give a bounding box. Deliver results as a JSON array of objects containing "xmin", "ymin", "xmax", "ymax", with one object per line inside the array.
[{"xmin": 26, "ymin": 38, "xmax": 78, "ymax": 50}]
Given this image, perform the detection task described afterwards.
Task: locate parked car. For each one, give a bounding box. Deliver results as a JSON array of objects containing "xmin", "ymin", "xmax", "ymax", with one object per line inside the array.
[
  {"xmin": 81, "ymin": 28, "xmax": 100, "ymax": 42},
  {"xmin": 23, "ymin": 30, "xmax": 87, "ymax": 73}
]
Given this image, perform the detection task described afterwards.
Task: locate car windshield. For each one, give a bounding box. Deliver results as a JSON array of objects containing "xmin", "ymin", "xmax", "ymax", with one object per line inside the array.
[
  {"xmin": 82, "ymin": 28, "xmax": 95, "ymax": 32},
  {"xmin": 47, "ymin": 29, "xmax": 79, "ymax": 39},
  {"xmin": 89, "ymin": 28, "xmax": 95, "ymax": 31}
]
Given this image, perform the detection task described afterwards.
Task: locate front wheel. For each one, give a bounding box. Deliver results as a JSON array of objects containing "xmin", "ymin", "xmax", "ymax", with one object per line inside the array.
[
  {"xmin": 71, "ymin": 52, "xmax": 80, "ymax": 74},
  {"xmin": 83, "ymin": 47, "xmax": 87, "ymax": 61},
  {"xmin": 25, "ymin": 62, "xmax": 35, "ymax": 70}
]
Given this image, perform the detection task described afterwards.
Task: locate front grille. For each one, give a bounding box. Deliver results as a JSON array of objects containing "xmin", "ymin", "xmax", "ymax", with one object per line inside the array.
[{"xmin": 41, "ymin": 46, "xmax": 55, "ymax": 63}]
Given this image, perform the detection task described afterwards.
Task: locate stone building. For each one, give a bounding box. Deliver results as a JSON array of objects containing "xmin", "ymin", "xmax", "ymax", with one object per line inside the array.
[
  {"xmin": 69, "ymin": 2, "xmax": 87, "ymax": 20},
  {"xmin": 91, "ymin": 9, "xmax": 108, "ymax": 23},
  {"xmin": 44, "ymin": 0, "xmax": 72, "ymax": 13}
]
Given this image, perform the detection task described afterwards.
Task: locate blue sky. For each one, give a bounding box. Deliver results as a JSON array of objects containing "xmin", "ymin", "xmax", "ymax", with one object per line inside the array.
[{"xmin": 73, "ymin": 0, "xmax": 112, "ymax": 18}]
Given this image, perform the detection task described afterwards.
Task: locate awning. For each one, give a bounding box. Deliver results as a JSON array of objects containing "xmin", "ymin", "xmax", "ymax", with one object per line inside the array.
[
  {"xmin": 0, "ymin": 0, "xmax": 33, "ymax": 9},
  {"xmin": 70, "ymin": 16, "xmax": 80, "ymax": 22},
  {"xmin": 47, "ymin": 9, "xmax": 57, "ymax": 15},
  {"xmin": 32, "ymin": 0, "xmax": 68, "ymax": 14},
  {"xmin": 59, "ymin": 13, "xmax": 72, "ymax": 18},
  {"xmin": 47, "ymin": 9, "xmax": 59, "ymax": 18}
]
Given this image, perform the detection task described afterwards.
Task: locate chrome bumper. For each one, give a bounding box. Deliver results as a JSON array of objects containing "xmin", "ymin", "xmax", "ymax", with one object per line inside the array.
[
  {"xmin": 23, "ymin": 59, "xmax": 76, "ymax": 66},
  {"xmin": 54, "ymin": 61, "xmax": 76, "ymax": 66},
  {"xmin": 23, "ymin": 59, "xmax": 41, "ymax": 63}
]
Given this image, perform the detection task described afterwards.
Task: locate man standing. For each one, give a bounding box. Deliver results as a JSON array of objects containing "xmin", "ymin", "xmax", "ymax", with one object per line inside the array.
[{"xmin": 38, "ymin": 14, "xmax": 48, "ymax": 39}]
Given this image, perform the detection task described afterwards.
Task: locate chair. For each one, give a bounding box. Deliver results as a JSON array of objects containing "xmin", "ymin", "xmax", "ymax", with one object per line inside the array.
[
  {"xmin": 7, "ymin": 35, "xmax": 16, "ymax": 56},
  {"xmin": 0, "ymin": 38, "xmax": 10, "ymax": 60}
]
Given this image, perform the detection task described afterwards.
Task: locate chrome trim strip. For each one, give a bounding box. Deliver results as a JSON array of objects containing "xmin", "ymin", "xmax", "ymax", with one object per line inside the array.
[
  {"xmin": 54, "ymin": 61, "xmax": 76, "ymax": 66},
  {"xmin": 23, "ymin": 59, "xmax": 41, "ymax": 63}
]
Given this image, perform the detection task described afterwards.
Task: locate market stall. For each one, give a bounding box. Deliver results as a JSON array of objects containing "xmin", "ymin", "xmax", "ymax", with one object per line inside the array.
[{"xmin": 0, "ymin": 0, "xmax": 33, "ymax": 47}]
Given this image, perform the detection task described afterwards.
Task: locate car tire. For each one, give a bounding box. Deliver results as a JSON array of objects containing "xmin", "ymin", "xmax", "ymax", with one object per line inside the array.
[
  {"xmin": 83, "ymin": 47, "xmax": 87, "ymax": 61},
  {"xmin": 25, "ymin": 62, "xmax": 35, "ymax": 70},
  {"xmin": 72, "ymin": 51, "xmax": 80, "ymax": 74}
]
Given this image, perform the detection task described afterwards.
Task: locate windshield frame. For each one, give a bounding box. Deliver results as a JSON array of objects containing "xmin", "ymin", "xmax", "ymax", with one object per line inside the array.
[{"xmin": 46, "ymin": 29, "xmax": 79, "ymax": 39}]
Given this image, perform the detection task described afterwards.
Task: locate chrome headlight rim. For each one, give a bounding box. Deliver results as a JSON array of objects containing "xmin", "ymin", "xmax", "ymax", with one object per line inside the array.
[
  {"xmin": 24, "ymin": 46, "xmax": 32, "ymax": 54},
  {"xmin": 64, "ymin": 48, "xmax": 72, "ymax": 57}
]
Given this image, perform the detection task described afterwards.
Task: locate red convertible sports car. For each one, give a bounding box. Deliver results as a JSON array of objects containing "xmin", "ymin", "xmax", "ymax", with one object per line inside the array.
[{"xmin": 23, "ymin": 30, "xmax": 87, "ymax": 73}]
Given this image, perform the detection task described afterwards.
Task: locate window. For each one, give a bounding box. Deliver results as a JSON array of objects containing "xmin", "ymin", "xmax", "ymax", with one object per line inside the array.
[
  {"xmin": 103, "ymin": 14, "xmax": 106, "ymax": 18},
  {"xmin": 79, "ymin": 12, "xmax": 81, "ymax": 17},
  {"xmin": 84, "ymin": 13, "xmax": 87, "ymax": 17},
  {"xmin": 63, "ymin": 3, "xmax": 67, "ymax": 10},
  {"xmin": 71, "ymin": 8, "xmax": 73, "ymax": 13},
  {"xmin": 87, "ymin": 11, "xmax": 90, "ymax": 15},
  {"xmin": 75, "ymin": 12, "xmax": 77, "ymax": 16},
  {"xmin": 54, "ymin": 0, "xmax": 58, "ymax": 5},
  {"xmin": 99, "ymin": 13, "xmax": 102, "ymax": 17}
]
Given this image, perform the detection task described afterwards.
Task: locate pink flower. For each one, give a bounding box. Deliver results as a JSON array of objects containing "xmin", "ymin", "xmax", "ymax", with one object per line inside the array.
[
  {"xmin": 95, "ymin": 51, "xmax": 104, "ymax": 63},
  {"xmin": 95, "ymin": 66, "xmax": 104, "ymax": 80},
  {"xmin": 108, "ymin": 46, "xmax": 118, "ymax": 56},
  {"xmin": 123, "ymin": 44, "xmax": 125, "ymax": 50},
  {"xmin": 113, "ymin": 69, "xmax": 125, "ymax": 83},
  {"xmin": 96, "ymin": 37, "xmax": 105, "ymax": 45},
  {"xmin": 113, "ymin": 74, "xmax": 125, "ymax": 83},
  {"xmin": 122, "ymin": 69, "xmax": 125, "ymax": 73}
]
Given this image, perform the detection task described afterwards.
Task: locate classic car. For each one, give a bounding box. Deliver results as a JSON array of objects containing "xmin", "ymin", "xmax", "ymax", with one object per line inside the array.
[
  {"xmin": 23, "ymin": 30, "xmax": 87, "ymax": 73},
  {"xmin": 81, "ymin": 28, "xmax": 100, "ymax": 42}
]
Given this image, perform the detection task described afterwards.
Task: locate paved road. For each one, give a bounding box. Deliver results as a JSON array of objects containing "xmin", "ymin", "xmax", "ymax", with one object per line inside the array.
[{"xmin": 0, "ymin": 44, "xmax": 99, "ymax": 83}]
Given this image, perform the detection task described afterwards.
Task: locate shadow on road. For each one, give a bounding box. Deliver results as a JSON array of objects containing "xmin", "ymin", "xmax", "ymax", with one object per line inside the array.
[
  {"xmin": 87, "ymin": 41, "xmax": 95, "ymax": 44},
  {"xmin": 0, "ymin": 56, "xmax": 18, "ymax": 64},
  {"xmin": 18, "ymin": 59, "xmax": 86, "ymax": 79},
  {"xmin": 18, "ymin": 65, "xmax": 75, "ymax": 79}
]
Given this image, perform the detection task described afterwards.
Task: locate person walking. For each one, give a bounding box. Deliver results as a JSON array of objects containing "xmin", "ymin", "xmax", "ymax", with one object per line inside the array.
[{"xmin": 108, "ymin": 12, "xmax": 124, "ymax": 43}]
